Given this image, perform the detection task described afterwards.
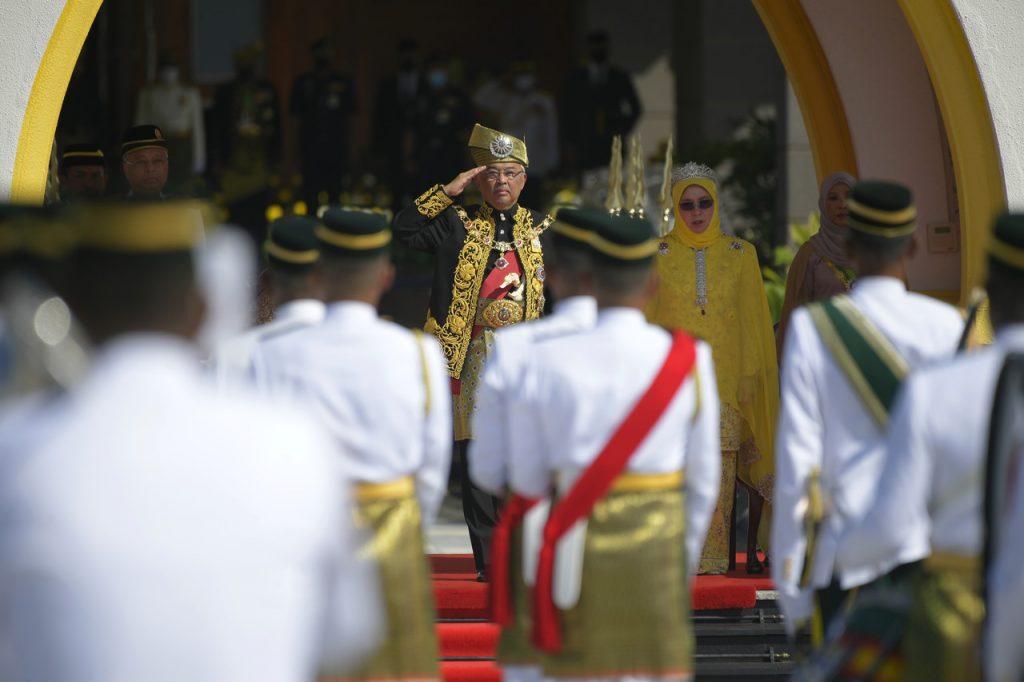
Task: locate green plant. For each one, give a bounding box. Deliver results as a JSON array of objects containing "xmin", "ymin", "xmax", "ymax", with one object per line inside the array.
[{"xmin": 762, "ymin": 212, "xmax": 818, "ymax": 323}]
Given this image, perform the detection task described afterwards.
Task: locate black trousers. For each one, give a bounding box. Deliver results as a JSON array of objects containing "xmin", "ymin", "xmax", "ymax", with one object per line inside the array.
[{"xmin": 455, "ymin": 440, "xmax": 499, "ymax": 574}]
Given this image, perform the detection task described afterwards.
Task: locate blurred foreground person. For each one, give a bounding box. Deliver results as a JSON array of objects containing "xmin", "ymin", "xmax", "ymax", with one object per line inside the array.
[
  {"xmin": 772, "ymin": 181, "xmax": 962, "ymax": 647},
  {"xmin": 212, "ymin": 216, "xmax": 325, "ymax": 388},
  {"xmin": 58, "ymin": 144, "xmax": 108, "ymax": 201},
  {"xmin": 511, "ymin": 209, "xmax": 720, "ymax": 681},
  {"xmin": 832, "ymin": 215, "xmax": 1024, "ymax": 681},
  {"xmin": 252, "ymin": 207, "xmax": 451, "ymax": 682},
  {"xmin": 470, "ymin": 210, "xmax": 597, "ymax": 682},
  {"xmin": 0, "ymin": 200, "xmax": 381, "ymax": 682},
  {"xmin": 981, "ymin": 216, "xmax": 1024, "ymax": 682}
]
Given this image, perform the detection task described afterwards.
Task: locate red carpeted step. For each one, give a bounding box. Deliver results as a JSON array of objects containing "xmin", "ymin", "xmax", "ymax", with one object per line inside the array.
[
  {"xmin": 441, "ymin": 660, "xmax": 502, "ymax": 682},
  {"xmin": 437, "ymin": 621, "xmax": 500, "ymax": 658}
]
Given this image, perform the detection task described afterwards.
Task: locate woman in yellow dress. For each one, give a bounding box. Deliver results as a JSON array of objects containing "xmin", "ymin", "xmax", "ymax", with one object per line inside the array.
[{"xmin": 646, "ymin": 162, "xmax": 779, "ymax": 574}]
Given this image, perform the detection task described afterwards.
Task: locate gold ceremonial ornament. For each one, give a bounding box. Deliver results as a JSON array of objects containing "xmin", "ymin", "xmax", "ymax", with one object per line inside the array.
[
  {"xmin": 625, "ymin": 134, "xmax": 646, "ymax": 219},
  {"xmin": 605, "ymin": 135, "xmax": 624, "ymax": 215},
  {"xmin": 659, "ymin": 136, "xmax": 675, "ymax": 238},
  {"xmin": 481, "ymin": 298, "xmax": 524, "ymax": 327}
]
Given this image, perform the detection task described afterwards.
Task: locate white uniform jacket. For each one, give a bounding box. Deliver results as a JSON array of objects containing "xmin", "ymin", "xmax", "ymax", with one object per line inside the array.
[
  {"xmin": 509, "ymin": 307, "xmax": 721, "ymax": 576},
  {"xmin": 212, "ymin": 299, "xmax": 325, "ymax": 390},
  {"xmin": 772, "ymin": 276, "xmax": 963, "ymax": 626},
  {"xmin": 469, "ymin": 296, "xmax": 598, "ymax": 495},
  {"xmin": 251, "ymin": 301, "xmax": 452, "ymax": 523},
  {"xmin": 0, "ymin": 335, "xmax": 381, "ymax": 682}
]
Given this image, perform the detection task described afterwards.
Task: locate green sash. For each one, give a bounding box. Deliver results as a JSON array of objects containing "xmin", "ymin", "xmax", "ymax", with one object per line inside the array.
[{"xmin": 807, "ymin": 295, "xmax": 910, "ymax": 429}]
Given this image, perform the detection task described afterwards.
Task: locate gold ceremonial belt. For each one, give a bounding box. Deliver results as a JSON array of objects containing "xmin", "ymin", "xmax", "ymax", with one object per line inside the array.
[
  {"xmin": 923, "ymin": 551, "xmax": 980, "ymax": 574},
  {"xmin": 610, "ymin": 470, "xmax": 685, "ymax": 493},
  {"xmin": 355, "ymin": 476, "xmax": 415, "ymax": 502},
  {"xmin": 474, "ymin": 296, "xmax": 524, "ymax": 329}
]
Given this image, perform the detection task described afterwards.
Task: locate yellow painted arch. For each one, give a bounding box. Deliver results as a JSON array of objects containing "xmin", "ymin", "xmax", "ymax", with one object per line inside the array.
[
  {"xmin": 898, "ymin": 0, "xmax": 1006, "ymax": 302},
  {"xmin": 752, "ymin": 0, "xmax": 858, "ymax": 184},
  {"xmin": 11, "ymin": 0, "xmax": 104, "ymax": 205}
]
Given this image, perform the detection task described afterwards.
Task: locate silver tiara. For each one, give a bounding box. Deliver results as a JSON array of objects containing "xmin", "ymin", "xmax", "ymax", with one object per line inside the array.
[{"xmin": 671, "ymin": 161, "xmax": 718, "ymax": 186}]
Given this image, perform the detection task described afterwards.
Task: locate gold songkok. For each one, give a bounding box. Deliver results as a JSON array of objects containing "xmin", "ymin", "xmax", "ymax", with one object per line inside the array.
[{"xmin": 468, "ymin": 124, "xmax": 529, "ymax": 167}]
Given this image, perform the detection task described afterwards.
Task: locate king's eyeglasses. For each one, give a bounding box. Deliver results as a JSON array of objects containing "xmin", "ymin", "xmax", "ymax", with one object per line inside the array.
[
  {"xmin": 484, "ymin": 169, "xmax": 524, "ymax": 181},
  {"xmin": 679, "ymin": 198, "xmax": 714, "ymax": 212}
]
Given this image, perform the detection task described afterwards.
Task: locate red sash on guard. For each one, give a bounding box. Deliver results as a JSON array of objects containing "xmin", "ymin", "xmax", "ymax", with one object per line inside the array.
[
  {"xmin": 531, "ymin": 330, "xmax": 697, "ymax": 653},
  {"xmin": 450, "ymin": 250, "xmax": 522, "ymax": 395},
  {"xmin": 490, "ymin": 492, "xmax": 538, "ymax": 626}
]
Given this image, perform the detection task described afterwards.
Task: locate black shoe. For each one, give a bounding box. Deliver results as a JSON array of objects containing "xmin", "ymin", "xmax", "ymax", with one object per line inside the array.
[
  {"xmin": 746, "ymin": 552, "xmax": 765, "ymax": 575},
  {"xmin": 476, "ymin": 570, "xmax": 488, "ymax": 583}
]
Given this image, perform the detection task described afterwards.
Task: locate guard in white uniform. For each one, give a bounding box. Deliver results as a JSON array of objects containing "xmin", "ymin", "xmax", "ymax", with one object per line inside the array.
[
  {"xmin": 212, "ymin": 216, "xmax": 325, "ymax": 388},
  {"xmin": 836, "ymin": 214, "xmax": 1024, "ymax": 681},
  {"xmin": 979, "ymin": 215, "xmax": 1024, "ymax": 682},
  {"xmin": 510, "ymin": 208, "xmax": 720, "ymax": 682},
  {"xmin": 470, "ymin": 209, "xmax": 598, "ymax": 682},
  {"xmin": 0, "ymin": 200, "xmax": 382, "ymax": 682},
  {"xmin": 772, "ymin": 181, "xmax": 963, "ymax": 643},
  {"xmin": 251, "ymin": 207, "xmax": 451, "ymax": 682}
]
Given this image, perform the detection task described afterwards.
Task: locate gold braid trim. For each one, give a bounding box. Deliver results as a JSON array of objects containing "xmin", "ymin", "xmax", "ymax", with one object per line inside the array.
[
  {"xmin": 414, "ymin": 184, "xmax": 453, "ymax": 218},
  {"xmin": 433, "ymin": 205, "xmax": 551, "ymax": 378}
]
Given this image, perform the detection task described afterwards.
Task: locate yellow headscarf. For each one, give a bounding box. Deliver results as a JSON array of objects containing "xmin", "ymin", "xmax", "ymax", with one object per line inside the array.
[{"xmin": 669, "ymin": 176, "xmax": 722, "ymax": 249}]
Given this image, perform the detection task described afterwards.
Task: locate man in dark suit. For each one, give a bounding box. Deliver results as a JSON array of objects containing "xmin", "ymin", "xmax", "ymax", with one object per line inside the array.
[
  {"xmin": 561, "ymin": 31, "xmax": 642, "ymax": 175},
  {"xmin": 372, "ymin": 39, "xmax": 424, "ymax": 210}
]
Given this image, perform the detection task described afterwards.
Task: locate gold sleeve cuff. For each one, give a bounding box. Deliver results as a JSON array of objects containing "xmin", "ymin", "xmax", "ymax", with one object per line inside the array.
[{"xmin": 414, "ymin": 184, "xmax": 453, "ymax": 218}]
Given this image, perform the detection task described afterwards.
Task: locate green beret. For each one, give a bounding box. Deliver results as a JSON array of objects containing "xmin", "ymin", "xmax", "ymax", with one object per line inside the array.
[
  {"xmin": 468, "ymin": 124, "xmax": 529, "ymax": 168},
  {"xmin": 988, "ymin": 212, "xmax": 1024, "ymax": 272},
  {"xmin": 265, "ymin": 216, "xmax": 320, "ymax": 271},
  {"xmin": 71, "ymin": 199, "xmax": 205, "ymax": 253},
  {"xmin": 550, "ymin": 206, "xmax": 596, "ymax": 253},
  {"xmin": 121, "ymin": 124, "xmax": 169, "ymax": 156},
  {"xmin": 847, "ymin": 180, "xmax": 916, "ymax": 238},
  {"xmin": 317, "ymin": 207, "xmax": 391, "ymax": 257},
  {"xmin": 60, "ymin": 143, "xmax": 105, "ymax": 171},
  {"xmin": 0, "ymin": 204, "xmax": 75, "ymax": 261},
  {"xmin": 566, "ymin": 208, "xmax": 658, "ymax": 267}
]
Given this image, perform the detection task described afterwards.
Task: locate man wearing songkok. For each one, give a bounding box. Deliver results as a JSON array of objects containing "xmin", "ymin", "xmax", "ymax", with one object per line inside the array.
[
  {"xmin": 772, "ymin": 180, "xmax": 963, "ymax": 644},
  {"xmin": 394, "ymin": 123, "xmax": 553, "ymax": 580},
  {"xmin": 835, "ymin": 213, "xmax": 1024, "ymax": 681},
  {"xmin": 121, "ymin": 124, "xmax": 170, "ymax": 199},
  {"xmin": 58, "ymin": 144, "xmax": 108, "ymax": 200},
  {"xmin": 509, "ymin": 208, "xmax": 720, "ymax": 681},
  {"xmin": 978, "ymin": 216, "xmax": 1024, "ymax": 682},
  {"xmin": 470, "ymin": 207, "xmax": 598, "ymax": 682},
  {"xmin": 212, "ymin": 216, "xmax": 325, "ymax": 387},
  {"xmin": 252, "ymin": 207, "xmax": 451, "ymax": 682},
  {"xmin": 0, "ymin": 200, "xmax": 382, "ymax": 681}
]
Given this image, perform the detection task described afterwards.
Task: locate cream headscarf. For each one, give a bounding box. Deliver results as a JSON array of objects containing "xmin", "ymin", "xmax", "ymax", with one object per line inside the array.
[{"xmin": 808, "ymin": 171, "xmax": 856, "ymax": 268}]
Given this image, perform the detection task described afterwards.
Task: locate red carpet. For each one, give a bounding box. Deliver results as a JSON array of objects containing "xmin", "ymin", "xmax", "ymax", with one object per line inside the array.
[{"xmin": 432, "ymin": 553, "xmax": 773, "ymax": 680}]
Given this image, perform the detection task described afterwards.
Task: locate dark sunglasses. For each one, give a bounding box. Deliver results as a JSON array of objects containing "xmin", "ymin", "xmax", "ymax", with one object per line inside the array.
[{"xmin": 679, "ymin": 198, "xmax": 714, "ymax": 212}]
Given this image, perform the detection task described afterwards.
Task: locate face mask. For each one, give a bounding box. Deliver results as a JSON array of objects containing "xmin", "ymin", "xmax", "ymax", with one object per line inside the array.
[
  {"xmin": 428, "ymin": 70, "xmax": 447, "ymax": 89},
  {"xmin": 514, "ymin": 74, "xmax": 536, "ymax": 92},
  {"xmin": 158, "ymin": 66, "xmax": 179, "ymax": 85}
]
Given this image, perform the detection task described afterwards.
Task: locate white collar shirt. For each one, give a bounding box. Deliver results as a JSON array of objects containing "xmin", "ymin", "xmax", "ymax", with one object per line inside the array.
[
  {"xmin": 250, "ymin": 301, "xmax": 452, "ymax": 523},
  {"xmin": 469, "ymin": 296, "xmax": 598, "ymax": 495},
  {"xmin": 0, "ymin": 334, "xmax": 381, "ymax": 681},
  {"xmin": 772, "ymin": 277, "xmax": 964, "ymax": 625},
  {"xmin": 211, "ymin": 299, "xmax": 326, "ymax": 390},
  {"xmin": 508, "ymin": 307, "xmax": 721, "ymax": 574}
]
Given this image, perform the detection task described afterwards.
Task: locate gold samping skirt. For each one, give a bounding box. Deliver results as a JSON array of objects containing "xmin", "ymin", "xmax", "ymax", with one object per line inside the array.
[
  {"xmin": 496, "ymin": 524, "xmax": 538, "ymax": 665},
  {"xmin": 904, "ymin": 552, "xmax": 984, "ymax": 682},
  {"xmin": 349, "ymin": 478, "xmax": 440, "ymax": 682},
  {"xmin": 542, "ymin": 472, "xmax": 693, "ymax": 680}
]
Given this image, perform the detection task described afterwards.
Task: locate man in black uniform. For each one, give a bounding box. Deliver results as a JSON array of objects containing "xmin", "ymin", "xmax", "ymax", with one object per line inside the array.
[
  {"xmin": 58, "ymin": 144, "xmax": 108, "ymax": 201},
  {"xmin": 561, "ymin": 30, "xmax": 642, "ymax": 174},
  {"xmin": 121, "ymin": 125, "xmax": 170, "ymax": 199},
  {"xmin": 393, "ymin": 124, "xmax": 552, "ymax": 580},
  {"xmin": 290, "ymin": 38, "xmax": 357, "ymax": 209},
  {"xmin": 412, "ymin": 55, "xmax": 473, "ymax": 193},
  {"xmin": 372, "ymin": 38, "xmax": 424, "ymax": 210}
]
